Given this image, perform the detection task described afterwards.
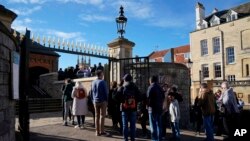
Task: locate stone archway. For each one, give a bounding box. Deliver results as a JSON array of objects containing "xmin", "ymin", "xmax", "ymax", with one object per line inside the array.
[{"xmin": 29, "ymin": 66, "xmax": 49, "ymax": 85}]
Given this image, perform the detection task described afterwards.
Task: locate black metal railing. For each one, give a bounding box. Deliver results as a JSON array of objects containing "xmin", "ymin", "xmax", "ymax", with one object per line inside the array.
[{"xmin": 109, "ymin": 57, "xmax": 150, "ymax": 94}]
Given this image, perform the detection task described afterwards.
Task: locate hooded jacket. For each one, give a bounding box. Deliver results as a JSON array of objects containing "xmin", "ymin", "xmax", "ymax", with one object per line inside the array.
[{"xmin": 219, "ymin": 87, "xmax": 239, "ymax": 114}]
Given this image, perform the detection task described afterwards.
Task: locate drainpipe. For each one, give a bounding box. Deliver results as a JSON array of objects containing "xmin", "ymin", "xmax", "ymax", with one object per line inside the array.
[{"xmin": 217, "ymin": 28, "xmax": 225, "ymax": 81}]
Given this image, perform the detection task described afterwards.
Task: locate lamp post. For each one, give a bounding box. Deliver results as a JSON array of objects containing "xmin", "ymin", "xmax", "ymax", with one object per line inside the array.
[
  {"xmin": 186, "ymin": 58, "xmax": 193, "ymax": 107},
  {"xmin": 116, "ymin": 6, "xmax": 127, "ymax": 38}
]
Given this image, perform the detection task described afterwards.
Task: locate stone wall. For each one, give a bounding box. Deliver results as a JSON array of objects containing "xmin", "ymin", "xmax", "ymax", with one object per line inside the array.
[
  {"xmin": 149, "ymin": 62, "xmax": 190, "ymax": 128},
  {"xmin": 0, "ymin": 25, "xmax": 16, "ymax": 141},
  {"xmin": 40, "ymin": 72, "xmax": 96, "ymax": 98}
]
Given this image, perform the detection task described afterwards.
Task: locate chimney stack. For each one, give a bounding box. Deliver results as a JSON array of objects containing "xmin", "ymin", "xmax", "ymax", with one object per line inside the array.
[
  {"xmin": 195, "ymin": 2, "xmax": 205, "ymax": 30},
  {"xmin": 212, "ymin": 8, "xmax": 218, "ymax": 14}
]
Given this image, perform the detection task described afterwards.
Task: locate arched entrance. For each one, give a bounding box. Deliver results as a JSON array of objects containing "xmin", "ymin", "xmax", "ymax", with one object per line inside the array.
[{"xmin": 29, "ymin": 66, "xmax": 49, "ymax": 85}]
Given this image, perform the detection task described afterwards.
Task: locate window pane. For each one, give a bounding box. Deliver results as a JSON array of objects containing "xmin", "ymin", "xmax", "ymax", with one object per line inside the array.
[
  {"xmin": 214, "ymin": 63, "xmax": 221, "ymax": 78},
  {"xmin": 227, "ymin": 47, "xmax": 235, "ymax": 64},
  {"xmin": 213, "ymin": 37, "xmax": 220, "ymax": 54},
  {"xmin": 228, "ymin": 75, "xmax": 236, "ymax": 81},
  {"xmin": 246, "ymin": 64, "xmax": 249, "ymax": 76},
  {"xmin": 202, "ymin": 64, "xmax": 209, "ymax": 78},
  {"xmin": 201, "ymin": 40, "xmax": 208, "ymax": 56}
]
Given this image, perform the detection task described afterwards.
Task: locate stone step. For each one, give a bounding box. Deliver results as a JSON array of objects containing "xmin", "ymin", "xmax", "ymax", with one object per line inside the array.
[{"xmin": 16, "ymin": 98, "xmax": 62, "ymax": 114}]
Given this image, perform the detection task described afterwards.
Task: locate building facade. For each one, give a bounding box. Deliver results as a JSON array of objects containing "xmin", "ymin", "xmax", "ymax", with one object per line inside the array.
[
  {"xmin": 190, "ymin": 2, "xmax": 250, "ymax": 105},
  {"xmin": 149, "ymin": 45, "xmax": 190, "ymax": 65}
]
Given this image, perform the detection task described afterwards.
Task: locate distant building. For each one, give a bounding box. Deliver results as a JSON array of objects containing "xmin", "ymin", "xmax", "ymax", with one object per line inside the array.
[
  {"xmin": 149, "ymin": 44, "xmax": 190, "ymax": 65},
  {"xmin": 149, "ymin": 49, "xmax": 170, "ymax": 62},
  {"xmin": 13, "ymin": 30, "xmax": 60, "ymax": 85},
  {"xmin": 190, "ymin": 2, "xmax": 250, "ymax": 104}
]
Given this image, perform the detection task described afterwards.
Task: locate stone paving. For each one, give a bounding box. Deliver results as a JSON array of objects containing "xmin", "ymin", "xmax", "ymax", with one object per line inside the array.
[{"xmin": 16, "ymin": 112, "xmax": 224, "ymax": 141}]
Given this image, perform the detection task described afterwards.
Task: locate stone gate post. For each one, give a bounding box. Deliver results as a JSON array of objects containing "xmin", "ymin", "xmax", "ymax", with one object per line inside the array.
[{"xmin": 107, "ymin": 37, "xmax": 135, "ymax": 83}]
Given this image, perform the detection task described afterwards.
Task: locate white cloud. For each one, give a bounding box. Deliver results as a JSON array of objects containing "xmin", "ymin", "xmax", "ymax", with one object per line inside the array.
[
  {"xmin": 111, "ymin": 0, "xmax": 154, "ymax": 20},
  {"xmin": 79, "ymin": 13, "xmax": 112, "ymax": 22},
  {"xmin": 56, "ymin": 0, "xmax": 103, "ymax": 6},
  {"xmin": 12, "ymin": 18, "xmax": 33, "ymax": 32},
  {"xmin": 9, "ymin": 0, "xmax": 47, "ymax": 4},
  {"xmin": 24, "ymin": 18, "xmax": 32, "ymax": 23},
  {"xmin": 10, "ymin": 6, "xmax": 42, "ymax": 16},
  {"xmin": 148, "ymin": 19, "xmax": 185, "ymax": 28},
  {"xmin": 46, "ymin": 30, "xmax": 86, "ymax": 42}
]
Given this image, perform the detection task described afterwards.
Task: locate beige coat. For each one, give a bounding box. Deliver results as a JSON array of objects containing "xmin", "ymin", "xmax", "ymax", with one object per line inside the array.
[{"xmin": 71, "ymin": 86, "xmax": 88, "ymax": 116}]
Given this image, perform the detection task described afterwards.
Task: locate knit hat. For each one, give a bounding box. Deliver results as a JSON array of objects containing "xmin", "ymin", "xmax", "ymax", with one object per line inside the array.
[{"xmin": 123, "ymin": 74, "xmax": 132, "ymax": 82}]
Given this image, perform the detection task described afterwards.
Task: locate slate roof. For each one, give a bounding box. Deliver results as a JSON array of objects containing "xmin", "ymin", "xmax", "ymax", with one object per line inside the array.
[{"xmin": 203, "ymin": 2, "xmax": 250, "ymax": 25}]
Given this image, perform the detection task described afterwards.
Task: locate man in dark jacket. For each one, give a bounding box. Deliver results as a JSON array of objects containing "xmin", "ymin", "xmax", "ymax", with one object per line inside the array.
[
  {"xmin": 116, "ymin": 74, "xmax": 141, "ymax": 141},
  {"xmin": 147, "ymin": 75, "xmax": 165, "ymax": 141},
  {"xmin": 63, "ymin": 79, "xmax": 74, "ymax": 126}
]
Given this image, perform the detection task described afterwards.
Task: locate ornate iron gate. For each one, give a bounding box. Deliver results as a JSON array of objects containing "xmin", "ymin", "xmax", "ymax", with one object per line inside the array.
[{"xmin": 109, "ymin": 57, "xmax": 150, "ymax": 94}]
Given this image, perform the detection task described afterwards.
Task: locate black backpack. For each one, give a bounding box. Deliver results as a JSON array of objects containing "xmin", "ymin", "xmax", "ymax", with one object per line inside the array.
[{"xmin": 122, "ymin": 86, "xmax": 137, "ymax": 110}]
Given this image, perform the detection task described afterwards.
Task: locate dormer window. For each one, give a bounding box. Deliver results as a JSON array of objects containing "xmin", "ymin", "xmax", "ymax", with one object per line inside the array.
[
  {"xmin": 226, "ymin": 10, "xmax": 238, "ymax": 22},
  {"xmin": 210, "ymin": 15, "xmax": 220, "ymax": 26},
  {"xmin": 200, "ymin": 20, "xmax": 208, "ymax": 29}
]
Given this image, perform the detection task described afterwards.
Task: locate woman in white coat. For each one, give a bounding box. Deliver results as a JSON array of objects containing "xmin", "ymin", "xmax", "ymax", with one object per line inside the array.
[{"xmin": 72, "ymin": 81, "xmax": 88, "ymax": 129}]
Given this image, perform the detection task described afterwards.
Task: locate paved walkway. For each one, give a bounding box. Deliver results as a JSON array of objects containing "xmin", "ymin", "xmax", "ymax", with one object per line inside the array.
[{"xmin": 16, "ymin": 112, "xmax": 224, "ymax": 141}]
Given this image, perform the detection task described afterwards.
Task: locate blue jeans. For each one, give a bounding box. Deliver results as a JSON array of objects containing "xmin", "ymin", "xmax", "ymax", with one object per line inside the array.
[
  {"xmin": 122, "ymin": 111, "xmax": 137, "ymax": 141},
  {"xmin": 170, "ymin": 122, "xmax": 180, "ymax": 139},
  {"xmin": 149, "ymin": 113, "xmax": 162, "ymax": 141},
  {"xmin": 203, "ymin": 115, "xmax": 214, "ymax": 141}
]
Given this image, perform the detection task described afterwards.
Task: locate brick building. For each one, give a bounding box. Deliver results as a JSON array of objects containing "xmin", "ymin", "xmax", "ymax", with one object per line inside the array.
[{"xmin": 149, "ymin": 45, "xmax": 190, "ymax": 64}]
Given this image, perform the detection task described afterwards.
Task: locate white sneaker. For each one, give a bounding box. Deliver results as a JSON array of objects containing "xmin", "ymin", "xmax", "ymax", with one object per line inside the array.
[
  {"xmin": 80, "ymin": 125, "xmax": 85, "ymax": 129},
  {"xmin": 74, "ymin": 125, "xmax": 80, "ymax": 129}
]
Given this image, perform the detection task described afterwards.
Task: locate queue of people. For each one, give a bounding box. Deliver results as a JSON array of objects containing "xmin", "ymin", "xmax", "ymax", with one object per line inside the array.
[
  {"xmin": 61, "ymin": 70, "xmax": 244, "ymax": 141},
  {"xmin": 58, "ymin": 62, "xmax": 104, "ymax": 80},
  {"xmin": 191, "ymin": 81, "xmax": 245, "ymax": 141}
]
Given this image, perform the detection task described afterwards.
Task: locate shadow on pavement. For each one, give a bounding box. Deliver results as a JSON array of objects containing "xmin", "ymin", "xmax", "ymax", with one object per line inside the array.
[{"xmin": 30, "ymin": 132, "xmax": 87, "ymax": 141}]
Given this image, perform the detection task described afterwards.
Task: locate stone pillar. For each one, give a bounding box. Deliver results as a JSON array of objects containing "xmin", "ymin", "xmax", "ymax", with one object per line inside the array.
[
  {"xmin": 107, "ymin": 37, "xmax": 135, "ymax": 83},
  {"xmin": 0, "ymin": 5, "xmax": 17, "ymax": 141}
]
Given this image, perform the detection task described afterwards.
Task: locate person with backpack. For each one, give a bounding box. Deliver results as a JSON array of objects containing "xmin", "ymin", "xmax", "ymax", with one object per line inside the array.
[
  {"xmin": 71, "ymin": 81, "xmax": 88, "ymax": 129},
  {"xmin": 147, "ymin": 75, "xmax": 165, "ymax": 141},
  {"xmin": 116, "ymin": 74, "xmax": 142, "ymax": 141}
]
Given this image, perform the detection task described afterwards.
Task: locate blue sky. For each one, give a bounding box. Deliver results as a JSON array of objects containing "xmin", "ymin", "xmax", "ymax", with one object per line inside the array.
[{"xmin": 1, "ymin": 0, "xmax": 249, "ymax": 69}]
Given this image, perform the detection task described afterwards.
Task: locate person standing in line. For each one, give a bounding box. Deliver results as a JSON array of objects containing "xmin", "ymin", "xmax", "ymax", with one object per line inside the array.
[
  {"xmin": 71, "ymin": 82, "xmax": 88, "ymax": 129},
  {"xmin": 97, "ymin": 62, "xmax": 104, "ymax": 71},
  {"xmin": 161, "ymin": 83, "xmax": 170, "ymax": 140},
  {"xmin": 112, "ymin": 79, "xmax": 124, "ymax": 135},
  {"xmin": 108, "ymin": 81, "xmax": 119, "ymax": 129},
  {"xmin": 147, "ymin": 75, "xmax": 165, "ymax": 141},
  {"xmin": 115, "ymin": 74, "xmax": 142, "ymax": 141},
  {"xmin": 219, "ymin": 81, "xmax": 240, "ymax": 141},
  {"xmin": 193, "ymin": 95, "xmax": 203, "ymax": 136},
  {"xmin": 214, "ymin": 89, "xmax": 223, "ymax": 136},
  {"xmin": 138, "ymin": 93, "xmax": 149, "ymax": 138},
  {"xmin": 87, "ymin": 88, "xmax": 95, "ymax": 127},
  {"xmin": 198, "ymin": 83, "xmax": 215, "ymax": 141},
  {"xmin": 91, "ymin": 70, "xmax": 109, "ymax": 136},
  {"xmin": 62, "ymin": 79, "xmax": 74, "ymax": 126},
  {"xmin": 168, "ymin": 92, "xmax": 181, "ymax": 141},
  {"xmin": 91, "ymin": 64, "xmax": 97, "ymax": 76}
]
